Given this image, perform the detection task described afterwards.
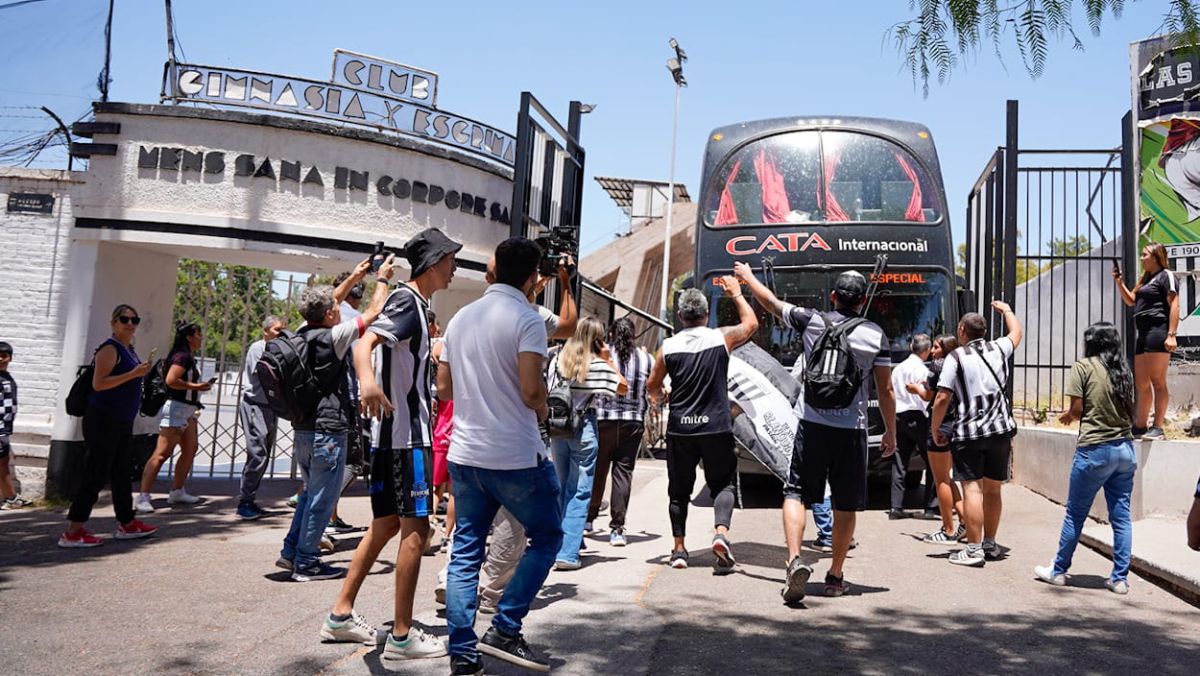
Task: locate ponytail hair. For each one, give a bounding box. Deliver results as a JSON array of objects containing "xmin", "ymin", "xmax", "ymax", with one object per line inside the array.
[
  {"xmin": 609, "ymin": 317, "xmax": 636, "ymax": 366},
  {"xmin": 1083, "ymin": 321, "xmax": 1134, "ymax": 423}
]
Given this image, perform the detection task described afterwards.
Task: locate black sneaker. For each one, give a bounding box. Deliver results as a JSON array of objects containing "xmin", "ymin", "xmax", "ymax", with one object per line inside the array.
[
  {"xmin": 478, "ymin": 627, "xmax": 550, "ymax": 672},
  {"xmin": 1132, "ymin": 425, "xmax": 1147, "ymax": 439},
  {"xmin": 237, "ymin": 502, "xmax": 266, "ymax": 521},
  {"xmin": 887, "ymin": 509, "xmax": 908, "ymax": 520},
  {"xmin": 451, "ymin": 654, "xmax": 484, "ymax": 676},
  {"xmin": 669, "ymin": 549, "xmax": 689, "ymax": 569},
  {"xmin": 812, "ymin": 538, "xmax": 833, "ymax": 553},
  {"xmin": 291, "ymin": 562, "xmax": 347, "ymax": 582},
  {"xmin": 824, "ymin": 572, "xmax": 850, "ymax": 597},
  {"xmin": 982, "ymin": 540, "xmax": 1002, "ymax": 561},
  {"xmin": 326, "ymin": 516, "xmax": 355, "ymax": 534},
  {"xmin": 782, "ymin": 556, "xmax": 812, "ymax": 604}
]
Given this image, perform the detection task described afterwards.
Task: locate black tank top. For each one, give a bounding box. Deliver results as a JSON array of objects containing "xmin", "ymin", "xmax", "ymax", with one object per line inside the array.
[{"xmin": 662, "ymin": 327, "xmax": 731, "ymax": 436}]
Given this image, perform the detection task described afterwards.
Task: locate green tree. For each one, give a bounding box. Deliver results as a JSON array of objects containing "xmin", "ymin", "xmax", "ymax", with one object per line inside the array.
[
  {"xmin": 890, "ymin": 1, "xmax": 1200, "ymax": 95},
  {"xmin": 1046, "ymin": 234, "xmax": 1092, "ymax": 269}
]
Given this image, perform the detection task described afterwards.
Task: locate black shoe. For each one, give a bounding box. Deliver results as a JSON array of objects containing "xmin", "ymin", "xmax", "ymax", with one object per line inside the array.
[
  {"xmin": 918, "ymin": 510, "xmax": 941, "ymax": 521},
  {"xmin": 712, "ymin": 534, "xmax": 736, "ymax": 575},
  {"xmin": 326, "ymin": 516, "xmax": 355, "ymax": 534},
  {"xmin": 1132, "ymin": 426, "xmax": 1147, "ymax": 438},
  {"xmin": 782, "ymin": 556, "xmax": 812, "ymax": 604},
  {"xmin": 290, "ymin": 562, "xmax": 347, "ymax": 582},
  {"xmin": 824, "ymin": 572, "xmax": 850, "ymax": 597},
  {"xmin": 451, "ymin": 654, "xmax": 484, "ymax": 675},
  {"xmin": 887, "ymin": 509, "xmax": 908, "ymax": 520},
  {"xmin": 478, "ymin": 627, "xmax": 549, "ymax": 672}
]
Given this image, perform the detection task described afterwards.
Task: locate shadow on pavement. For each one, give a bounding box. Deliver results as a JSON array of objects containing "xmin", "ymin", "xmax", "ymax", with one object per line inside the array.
[{"xmin": 645, "ymin": 606, "xmax": 1199, "ymax": 675}]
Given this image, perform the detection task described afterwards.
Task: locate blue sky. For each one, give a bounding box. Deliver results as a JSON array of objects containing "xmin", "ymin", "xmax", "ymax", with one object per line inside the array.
[{"xmin": 0, "ymin": 0, "xmax": 1175, "ymax": 255}]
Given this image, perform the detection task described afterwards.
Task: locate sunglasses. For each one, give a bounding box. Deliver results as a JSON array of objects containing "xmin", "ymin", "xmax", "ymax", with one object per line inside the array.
[{"xmin": 117, "ymin": 316, "xmax": 142, "ymax": 325}]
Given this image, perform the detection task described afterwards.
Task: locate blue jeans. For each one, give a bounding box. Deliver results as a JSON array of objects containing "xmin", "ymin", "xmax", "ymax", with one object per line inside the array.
[
  {"xmin": 281, "ymin": 431, "xmax": 346, "ymax": 569},
  {"xmin": 1053, "ymin": 439, "xmax": 1137, "ymax": 581},
  {"xmin": 812, "ymin": 496, "xmax": 833, "ymax": 543},
  {"xmin": 550, "ymin": 414, "xmax": 598, "ymax": 564},
  {"xmin": 446, "ymin": 459, "xmax": 562, "ymax": 658}
]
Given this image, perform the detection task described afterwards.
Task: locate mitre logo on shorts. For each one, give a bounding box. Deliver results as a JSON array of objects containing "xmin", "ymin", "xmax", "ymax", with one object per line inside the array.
[{"xmin": 680, "ymin": 414, "xmax": 710, "ymax": 426}]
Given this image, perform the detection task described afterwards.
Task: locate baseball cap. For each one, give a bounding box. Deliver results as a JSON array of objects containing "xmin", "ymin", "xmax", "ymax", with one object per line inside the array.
[
  {"xmin": 404, "ymin": 228, "xmax": 463, "ymax": 279},
  {"xmin": 833, "ymin": 270, "xmax": 868, "ymax": 305}
]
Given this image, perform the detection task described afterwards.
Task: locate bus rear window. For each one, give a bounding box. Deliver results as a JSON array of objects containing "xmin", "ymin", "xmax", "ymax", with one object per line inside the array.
[{"xmin": 705, "ymin": 130, "xmax": 943, "ymax": 227}]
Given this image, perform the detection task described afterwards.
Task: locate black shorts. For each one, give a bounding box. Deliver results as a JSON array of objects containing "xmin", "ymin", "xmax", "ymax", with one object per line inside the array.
[
  {"xmin": 0, "ymin": 436, "xmax": 10, "ymax": 459},
  {"xmin": 928, "ymin": 421, "xmax": 953, "ymax": 453},
  {"xmin": 369, "ymin": 446, "xmax": 433, "ymax": 519},
  {"xmin": 1135, "ymin": 317, "xmax": 1169, "ymax": 354},
  {"xmin": 783, "ymin": 420, "xmax": 869, "ymax": 512},
  {"xmin": 951, "ymin": 435, "xmax": 1012, "ymax": 482}
]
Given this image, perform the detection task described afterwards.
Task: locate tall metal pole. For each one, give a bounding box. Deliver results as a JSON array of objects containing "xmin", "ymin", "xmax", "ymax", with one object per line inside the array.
[
  {"xmin": 659, "ymin": 81, "xmax": 680, "ymax": 335},
  {"xmin": 164, "ymin": 0, "xmax": 178, "ymax": 100}
]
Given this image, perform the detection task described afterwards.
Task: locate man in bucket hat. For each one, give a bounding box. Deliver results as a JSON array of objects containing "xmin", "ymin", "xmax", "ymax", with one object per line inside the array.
[{"xmin": 322, "ymin": 227, "xmax": 461, "ymax": 660}]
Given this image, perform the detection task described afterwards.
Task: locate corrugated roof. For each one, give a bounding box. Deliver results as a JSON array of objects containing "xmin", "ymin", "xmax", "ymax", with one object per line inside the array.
[{"xmin": 594, "ymin": 176, "xmax": 691, "ymax": 209}]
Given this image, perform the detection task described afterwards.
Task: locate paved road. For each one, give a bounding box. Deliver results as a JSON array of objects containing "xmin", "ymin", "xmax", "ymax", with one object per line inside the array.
[{"xmin": 1, "ymin": 462, "xmax": 1197, "ymax": 675}]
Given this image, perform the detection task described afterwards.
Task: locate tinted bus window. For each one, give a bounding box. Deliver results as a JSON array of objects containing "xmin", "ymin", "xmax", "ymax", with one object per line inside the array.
[{"xmin": 704, "ymin": 130, "xmax": 943, "ymax": 227}]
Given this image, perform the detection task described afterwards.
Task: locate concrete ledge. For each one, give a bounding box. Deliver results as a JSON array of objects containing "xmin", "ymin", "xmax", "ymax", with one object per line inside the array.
[
  {"xmin": 1013, "ymin": 426, "xmax": 1200, "ymax": 521},
  {"xmin": 1080, "ymin": 518, "xmax": 1200, "ymax": 606}
]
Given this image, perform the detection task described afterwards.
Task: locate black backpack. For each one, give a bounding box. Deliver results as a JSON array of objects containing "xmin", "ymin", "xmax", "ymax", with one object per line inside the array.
[
  {"xmin": 255, "ymin": 329, "xmax": 323, "ymax": 422},
  {"xmin": 803, "ymin": 312, "xmax": 869, "ymax": 410},
  {"xmin": 64, "ymin": 363, "xmax": 95, "ymax": 417},
  {"xmin": 139, "ymin": 359, "xmax": 168, "ymax": 417},
  {"xmin": 544, "ymin": 363, "xmax": 592, "ymax": 440}
]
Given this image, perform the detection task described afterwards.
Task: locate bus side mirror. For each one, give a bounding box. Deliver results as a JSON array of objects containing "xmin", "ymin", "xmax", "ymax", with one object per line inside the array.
[{"xmin": 957, "ymin": 289, "xmax": 976, "ymax": 315}]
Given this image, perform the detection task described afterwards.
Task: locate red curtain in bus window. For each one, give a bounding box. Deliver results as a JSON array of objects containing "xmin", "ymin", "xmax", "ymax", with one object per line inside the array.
[
  {"xmin": 715, "ymin": 159, "xmax": 743, "ymax": 225},
  {"xmin": 823, "ymin": 151, "xmax": 849, "ymax": 221},
  {"xmin": 894, "ymin": 152, "xmax": 926, "ymax": 222},
  {"xmin": 754, "ymin": 149, "xmax": 791, "ymax": 223}
]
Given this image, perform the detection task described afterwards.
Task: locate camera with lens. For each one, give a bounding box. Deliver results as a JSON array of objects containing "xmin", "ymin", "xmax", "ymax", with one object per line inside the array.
[{"xmin": 535, "ymin": 225, "xmax": 578, "ymax": 276}]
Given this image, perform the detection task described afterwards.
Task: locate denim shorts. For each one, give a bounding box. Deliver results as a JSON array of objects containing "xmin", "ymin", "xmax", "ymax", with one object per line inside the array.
[{"xmin": 159, "ymin": 400, "xmax": 198, "ymax": 429}]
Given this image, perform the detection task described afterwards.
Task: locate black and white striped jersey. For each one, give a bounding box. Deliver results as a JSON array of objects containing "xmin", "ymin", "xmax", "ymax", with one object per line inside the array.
[
  {"xmin": 937, "ymin": 337, "xmax": 1016, "ymax": 442},
  {"xmin": 367, "ymin": 284, "xmax": 433, "ymax": 450},
  {"xmin": 662, "ymin": 327, "xmax": 731, "ymax": 436},
  {"xmin": 596, "ymin": 347, "xmax": 652, "ymax": 422}
]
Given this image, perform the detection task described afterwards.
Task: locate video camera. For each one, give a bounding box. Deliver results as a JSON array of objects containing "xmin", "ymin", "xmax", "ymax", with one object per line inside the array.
[{"xmin": 534, "ymin": 225, "xmax": 578, "ymax": 277}]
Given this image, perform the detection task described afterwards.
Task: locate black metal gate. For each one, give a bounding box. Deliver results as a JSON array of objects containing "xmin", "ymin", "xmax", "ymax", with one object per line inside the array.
[{"xmin": 965, "ymin": 101, "xmax": 1137, "ymax": 416}]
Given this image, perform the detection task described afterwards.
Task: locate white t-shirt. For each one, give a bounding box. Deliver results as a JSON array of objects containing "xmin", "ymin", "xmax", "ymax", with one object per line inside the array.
[
  {"xmin": 442, "ymin": 283, "xmax": 549, "ymax": 470},
  {"xmin": 891, "ymin": 353, "xmax": 932, "ymax": 415}
]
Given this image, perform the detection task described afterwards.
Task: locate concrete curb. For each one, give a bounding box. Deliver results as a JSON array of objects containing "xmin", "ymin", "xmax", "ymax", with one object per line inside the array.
[{"xmin": 1079, "ymin": 531, "xmax": 1200, "ymax": 607}]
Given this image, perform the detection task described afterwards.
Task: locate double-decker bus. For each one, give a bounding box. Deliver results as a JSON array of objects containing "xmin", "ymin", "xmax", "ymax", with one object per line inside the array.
[{"xmin": 694, "ymin": 116, "xmax": 966, "ymax": 474}]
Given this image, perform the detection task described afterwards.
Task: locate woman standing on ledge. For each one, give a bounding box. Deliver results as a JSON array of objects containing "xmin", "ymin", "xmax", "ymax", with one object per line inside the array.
[{"xmin": 1113, "ymin": 242, "xmax": 1179, "ymax": 439}]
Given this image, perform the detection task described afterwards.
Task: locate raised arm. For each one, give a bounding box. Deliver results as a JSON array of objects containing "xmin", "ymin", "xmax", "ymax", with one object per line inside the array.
[
  {"xmin": 549, "ymin": 258, "xmax": 578, "ymax": 340},
  {"xmin": 715, "ymin": 274, "xmax": 759, "ymax": 352},
  {"xmin": 992, "ymin": 300, "xmax": 1023, "ymax": 350},
  {"xmin": 333, "ymin": 258, "xmax": 373, "ymax": 304},
  {"xmin": 733, "ymin": 261, "xmax": 786, "ymax": 319},
  {"xmin": 355, "ymin": 255, "xmax": 396, "ymax": 328},
  {"xmin": 1112, "ymin": 267, "xmax": 1136, "ymax": 308}
]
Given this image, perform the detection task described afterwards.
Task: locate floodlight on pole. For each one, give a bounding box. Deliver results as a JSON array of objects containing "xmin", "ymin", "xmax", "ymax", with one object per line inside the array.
[{"xmin": 660, "ymin": 38, "xmax": 686, "ymax": 337}]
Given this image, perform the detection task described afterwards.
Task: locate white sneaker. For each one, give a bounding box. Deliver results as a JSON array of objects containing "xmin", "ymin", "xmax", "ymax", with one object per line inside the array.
[
  {"xmin": 1033, "ymin": 565, "xmax": 1066, "ymax": 586},
  {"xmin": 382, "ymin": 627, "xmax": 447, "ymax": 660},
  {"xmin": 319, "ymin": 610, "xmax": 380, "ymax": 645},
  {"xmin": 167, "ymin": 488, "xmax": 200, "ymax": 505},
  {"xmin": 135, "ymin": 494, "xmax": 155, "ymax": 513},
  {"xmin": 319, "ymin": 534, "xmax": 335, "ymax": 554}
]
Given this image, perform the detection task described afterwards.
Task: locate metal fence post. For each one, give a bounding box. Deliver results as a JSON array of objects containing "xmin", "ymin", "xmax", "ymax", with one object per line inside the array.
[
  {"xmin": 1120, "ymin": 110, "xmax": 1138, "ymax": 364},
  {"xmin": 1003, "ymin": 100, "xmax": 1020, "ymax": 311}
]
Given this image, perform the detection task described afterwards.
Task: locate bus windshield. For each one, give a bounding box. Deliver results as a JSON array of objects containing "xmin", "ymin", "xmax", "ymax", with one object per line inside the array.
[
  {"xmin": 704, "ymin": 130, "xmax": 943, "ymax": 227},
  {"xmin": 711, "ymin": 269, "xmax": 951, "ymax": 365}
]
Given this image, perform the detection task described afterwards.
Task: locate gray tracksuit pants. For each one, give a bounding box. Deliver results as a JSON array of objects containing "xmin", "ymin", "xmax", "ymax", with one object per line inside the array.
[{"xmin": 238, "ymin": 397, "xmax": 278, "ymax": 505}]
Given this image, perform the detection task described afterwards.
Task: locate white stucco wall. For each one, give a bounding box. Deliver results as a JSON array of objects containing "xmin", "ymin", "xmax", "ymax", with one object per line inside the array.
[
  {"xmin": 0, "ymin": 169, "xmax": 80, "ymax": 442},
  {"xmin": 77, "ymin": 106, "xmax": 513, "ymax": 270}
]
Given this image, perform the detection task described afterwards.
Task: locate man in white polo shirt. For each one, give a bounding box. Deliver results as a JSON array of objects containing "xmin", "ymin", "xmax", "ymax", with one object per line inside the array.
[
  {"xmin": 438, "ymin": 236, "xmax": 562, "ymax": 675},
  {"xmin": 889, "ymin": 334, "xmax": 937, "ymax": 520}
]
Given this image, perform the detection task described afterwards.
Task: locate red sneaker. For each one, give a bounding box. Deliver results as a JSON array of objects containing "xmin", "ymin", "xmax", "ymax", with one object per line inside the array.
[
  {"xmin": 58, "ymin": 529, "xmax": 104, "ymax": 548},
  {"xmin": 116, "ymin": 519, "xmax": 159, "ymax": 540}
]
